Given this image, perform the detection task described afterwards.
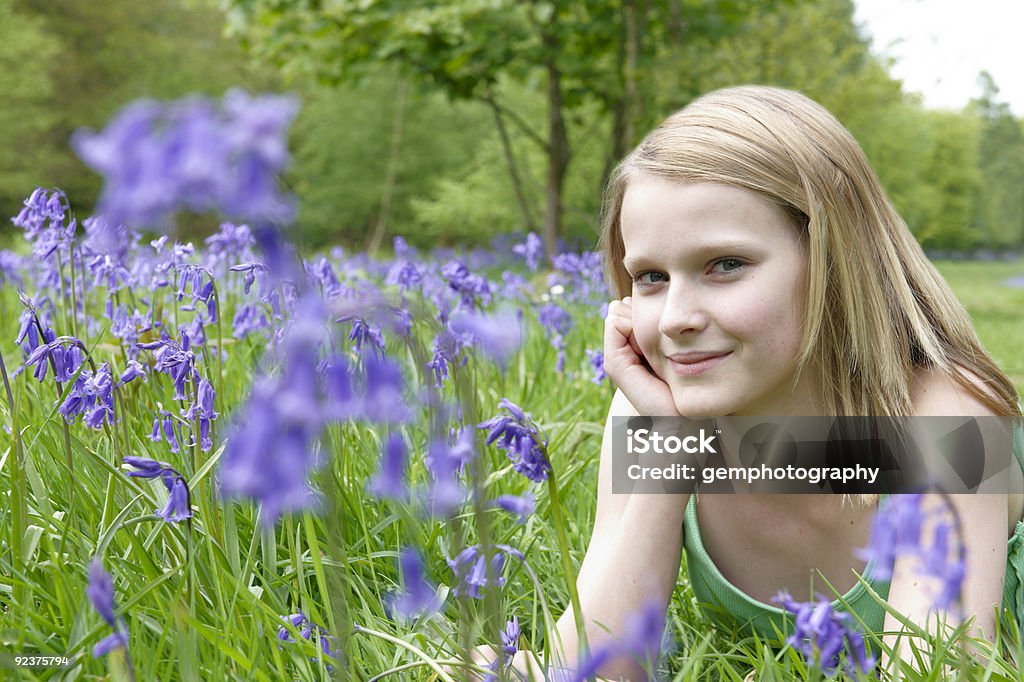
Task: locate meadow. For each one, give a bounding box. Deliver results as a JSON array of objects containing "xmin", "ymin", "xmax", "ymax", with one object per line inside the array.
[
  {"xmin": 0, "ymin": 85, "xmax": 1021, "ymax": 682},
  {"xmin": 1, "ymin": 183, "xmax": 1023, "ymax": 682}
]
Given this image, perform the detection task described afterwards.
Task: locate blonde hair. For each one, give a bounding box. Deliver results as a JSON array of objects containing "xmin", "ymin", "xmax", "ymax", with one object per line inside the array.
[{"xmin": 600, "ymin": 85, "xmax": 1021, "ymax": 419}]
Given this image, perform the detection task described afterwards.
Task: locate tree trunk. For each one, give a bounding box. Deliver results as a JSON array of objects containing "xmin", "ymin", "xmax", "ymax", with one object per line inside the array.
[
  {"xmin": 486, "ymin": 91, "xmax": 538, "ymax": 234},
  {"xmin": 543, "ymin": 32, "xmax": 570, "ymax": 262},
  {"xmin": 367, "ymin": 78, "xmax": 406, "ymax": 254}
]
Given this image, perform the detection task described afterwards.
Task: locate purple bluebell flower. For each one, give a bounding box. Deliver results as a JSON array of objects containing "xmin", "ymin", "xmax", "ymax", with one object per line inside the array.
[
  {"xmin": 57, "ymin": 362, "xmax": 115, "ymax": 429},
  {"xmin": 148, "ymin": 410, "xmax": 182, "ymax": 454},
  {"xmin": 448, "ymin": 308, "xmax": 523, "ymax": 368},
  {"xmin": 420, "ymin": 437, "xmax": 470, "ymax": 518},
  {"xmin": 232, "ymin": 303, "xmax": 270, "ymax": 339},
  {"xmin": 339, "ymin": 315, "xmax": 386, "ymax": 358},
  {"xmin": 12, "ymin": 188, "xmax": 77, "ymax": 260},
  {"xmin": 137, "ymin": 336, "xmax": 196, "ymax": 401},
  {"xmin": 367, "ymin": 434, "xmax": 409, "ymax": 501},
  {"xmin": 277, "ymin": 612, "xmax": 335, "ymax": 663},
  {"xmin": 87, "ymin": 559, "xmax": 117, "ymax": 627},
  {"xmin": 87, "ymin": 559, "xmax": 130, "ymax": 658},
  {"xmin": 482, "ymin": 616, "xmax": 522, "ymax": 682},
  {"xmin": 440, "ymin": 260, "xmax": 491, "ymax": 311},
  {"xmin": 230, "ymin": 261, "xmax": 269, "ymax": 298},
  {"xmin": 426, "ymin": 332, "xmax": 459, "ymax": 388},
  {"xmin": 118, "ymin": 360, "xmax": 147, "ymax": 386},
  {"xmin": 220, "ymin": 297, "xmax": 326, "ymax": 527},
  {"xmin": 159, "ymin": 478, "xmax": 193, "ymax": 524},
  {"xmin": 182, "ymin": 375, "xmax": 219, "ymax": 451},
  {"xmin": 72, "ymin": 90, "xmax": 299, "ymax": 231},
  {"xmin": 360, "ymin": 354, "xmax": 412, "ymax": 424},
  {"xmin": 477, "ymin": 399, "xmax": 552, "ymax": 483},
  {"xmin": 586, "ymin": 349, "xmax": 606, "ymax": 384},
  {"xmin": 512, "ymin": 232, "xmax": 544, "ymax": 271},
  {"xmin": 566, "ymin": 601, "xmax": 667, "ymax": 682},
  {"xmin": 386, "ymin": 548, "xmax": 443, "ymax": 621},
  {"xmin": 123, "ymin": 456, "xmax": 192, "ymax": 524},
  {"xmin": 204, "ymin": 222, "xmax": 255, "ymax": 274},
  {"xmin": 447, "ymin": 544, "xmax": 524, "ymax": 599},
  {"xmin": 859, "ymin": 494, "xmax": 924, "ymax": 581},
  {"xmin": 915, "ymin": 520, "xmax": 966, "ymax": 610},
  {"xmin": 774, "ymin": 592, "xmax": 876, "ymax": 677},
  {"xmin": 492, "ymin": 493, "xmax": 535, "ymax": 525}
]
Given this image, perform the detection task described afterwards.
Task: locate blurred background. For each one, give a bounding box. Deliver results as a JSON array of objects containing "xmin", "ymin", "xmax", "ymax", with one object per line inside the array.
[{"xmin": 1, "ymin": 0, "xmax": 1022, "ymax": 257}]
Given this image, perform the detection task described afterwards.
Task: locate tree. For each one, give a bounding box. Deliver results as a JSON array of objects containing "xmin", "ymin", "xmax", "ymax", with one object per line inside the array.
[
  {"xmin": 971, "ymin": 72, "xmax": 1024, "ymax": 249},
  {"xmin": 219, "ymin": 0, "xmax": 775, "ymax": 259},
  {"xmin": 0, "ymin": 0, "xmax": 61, "ymax": 221},
  {"xmin": 7, "ymin": 0, "xmax": 275, "ymax": 228}
]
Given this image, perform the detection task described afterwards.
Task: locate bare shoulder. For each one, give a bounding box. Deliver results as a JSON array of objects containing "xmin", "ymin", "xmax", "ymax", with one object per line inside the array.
[{"xmin": 910, "ymin": 364, "xmax": 1000, "ymax": 417}]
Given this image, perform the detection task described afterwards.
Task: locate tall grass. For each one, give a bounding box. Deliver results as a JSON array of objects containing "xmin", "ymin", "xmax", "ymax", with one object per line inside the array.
[{"xmin": 1, "ymin": 245, "xmax": 1022, "ymax": 682}]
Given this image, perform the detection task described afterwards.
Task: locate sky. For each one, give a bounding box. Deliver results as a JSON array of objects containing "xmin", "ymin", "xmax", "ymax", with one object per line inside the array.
[{"xmin": 853, "ymin": 0, "xmax": 1024, "ymax": 115}]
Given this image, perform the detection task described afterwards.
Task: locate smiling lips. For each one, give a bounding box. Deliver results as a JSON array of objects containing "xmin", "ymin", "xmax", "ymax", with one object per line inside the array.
[{"xmin": 665, "ymin": 351, "xmax": 731, "ymax": 376}]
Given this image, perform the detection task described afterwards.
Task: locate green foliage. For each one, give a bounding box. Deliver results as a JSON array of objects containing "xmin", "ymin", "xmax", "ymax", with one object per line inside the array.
[
  {"xmin": 972, "ymin": 73, "xmax": 1024, "ymax": 249},
  {"xmin": 1, "ymin": 0, "xmax": 276, "ymax": 228},
  {"xmin": 0, "ymin": 0, "xmax": 61, "ymax": 215},
  {"xmin": 290, "ymin": 72, "xmax": 493, "ymax": 249}
]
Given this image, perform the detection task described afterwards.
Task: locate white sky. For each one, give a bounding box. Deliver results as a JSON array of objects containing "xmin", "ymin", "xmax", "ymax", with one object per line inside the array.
[{"xmin": 854, "ymin": 0, "xmax": 1024, "ymax": 115}]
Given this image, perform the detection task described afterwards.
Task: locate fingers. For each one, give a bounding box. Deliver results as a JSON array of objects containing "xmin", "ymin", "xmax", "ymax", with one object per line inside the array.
[{"xmin": 605, "ymin": 297, "xmax": 642, "ymax": 358}]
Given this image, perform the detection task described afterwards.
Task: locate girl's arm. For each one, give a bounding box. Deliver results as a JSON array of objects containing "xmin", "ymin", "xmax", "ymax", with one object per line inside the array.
[
  {"xmin": 882, "ymin": 493, "xmax": 1006, "ymax": 670},
  {"xmin": 884, "ymin": 366, "xmax": 1011, "ymax": 670},
  {"xmin": 544, "ymin": 388, "xmax": 690, "ymax": 680}
]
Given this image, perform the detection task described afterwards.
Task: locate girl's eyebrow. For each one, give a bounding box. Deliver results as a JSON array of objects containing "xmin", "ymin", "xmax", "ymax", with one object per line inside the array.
[{"xmin": 623, "ymin": 240, "xmax": 758, "ymax": 270}]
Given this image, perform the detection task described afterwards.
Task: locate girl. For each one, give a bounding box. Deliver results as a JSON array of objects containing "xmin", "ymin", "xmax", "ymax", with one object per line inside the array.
[{"xmin": 480, "ymin": 86, "xmax": 1024, "ymax": 680}]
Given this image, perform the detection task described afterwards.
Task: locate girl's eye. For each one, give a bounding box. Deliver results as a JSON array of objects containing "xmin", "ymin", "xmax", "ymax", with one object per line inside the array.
[
  {"xmin": 711, "ymin": 258, "xmax": 745, "ymax": 274},
  {"xmin": 631, "ymin": 271, "xmax": 667, "ymax": 288}
]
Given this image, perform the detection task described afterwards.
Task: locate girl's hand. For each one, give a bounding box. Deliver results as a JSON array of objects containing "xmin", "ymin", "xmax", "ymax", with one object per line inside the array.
[{"xmin": 603, "ymin": 297, "xmax": 679, "ymax": 416}]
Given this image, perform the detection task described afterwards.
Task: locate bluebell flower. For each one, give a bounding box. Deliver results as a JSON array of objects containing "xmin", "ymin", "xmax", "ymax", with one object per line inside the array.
[
  {"xmin": 221, "ymin": 297, "xmax": 328, "ymax": 527},
  {"xmin": 277, "ymin": 612, "xmax": 335, "ymax": 663},
  {"xmin": 440, "ymin": 260, "xmax": 491, "ymax": 311},
  {"xmin": 232, "ymin": 303, "xmax": 270, "ymax": 339},
  {"xmin": 482, "ymin": 616, "xmax": 522, "ymax": 682},
  {"xmin": 860, "ymin": 494, "xmax": 923, "ymax": 581},
  {"xmin": 448, "ymin": 308, "xmax": 523, "ymax": 368},
  {"xmin": 87, "ymin": 559, "xmax": 130, "ymax": 658},
  {"xmin": 230, "ymin": 261, "xmax": 269, "ymax": 298},
  {"xmin": 360, "ymin": 354, "xmax": 412, "ymax": 424},
  {"xmin": 491, "ymin": 493, "xmax": 535, "ymax": 525},
  {"xmin": 137, "ymin": 336, "xmax": 196, "ymax": 401},
  {"xmin": 566, "ymin": 601, "xmax": 667, "ymax": 682},
  {"xmin": 447, "ymin": 544, "xmax": 524, "ymax": 599},
  {"xmin": 386, "ymin": 548, "xmax": 443, "ymax": 621},
  {"xmin": 916, "ymin": 520, "xmax": 966, "ymax": 610},
  {"xmin": 512, "ymin": 232, "xmax": 544, "ymax": 271},
  {"xmin": 123, "ymin": 456, "xmax": 192, "ymax": 524},
  {"xmin": 586, "ymin": 349, "xmax": 607, "ymax": 384},
  {"xmin": 12, "ymin": 188, "xmax": 77, "ymax": 260},
  {"xmin": 72, "ymin": 90, "xmax": 299, "ymax": 231},
  {"xmin": 420, "ymin": 436, "xmax": 470, "ymax": 518},
  {"xmin": 367, "ymin": 434, "xmax": 409, "ymax": 501},
  {"xmin": 57, "ymin": 362, "xmax": 115, "ymax": 429},
  {"xmin": 118, "ymin": 360, "xmax": 147, "ymax": 386},
  {"xmin": 477, "ymin": 399, "xmax": 551, "ymax": 483},
  {"xmin": 426, "ymin": 332, "xmax": 460, "ymax": 388},
  {"xmin": 774, "ymin": 592, "xmax": 876, "ymax": 677},
  {"xmin": 338, "ymin": 315, "xmax": 386, "ymax": 358}
]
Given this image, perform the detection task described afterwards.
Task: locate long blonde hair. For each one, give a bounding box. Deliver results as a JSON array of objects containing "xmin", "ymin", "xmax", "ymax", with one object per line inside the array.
[{"xmin": 600, "ymin": 85, "xmax": 1021, "ymax": 418}]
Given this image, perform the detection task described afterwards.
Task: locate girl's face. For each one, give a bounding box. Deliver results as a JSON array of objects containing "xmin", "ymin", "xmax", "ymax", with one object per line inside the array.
[{"xmin": 619, "ymin": 177, "xmax": 819, "ymax": 416}]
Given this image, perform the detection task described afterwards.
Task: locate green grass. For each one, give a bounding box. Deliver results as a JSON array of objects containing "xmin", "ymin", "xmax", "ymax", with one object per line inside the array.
[{"xmin": 1, "ymin": 254, "xmax": 1023, "ymax": 681}]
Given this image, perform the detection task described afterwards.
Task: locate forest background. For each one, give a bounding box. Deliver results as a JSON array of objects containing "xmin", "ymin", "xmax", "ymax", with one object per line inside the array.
[{"xmin": 1, "ymin": 0, "xmax": 1022, "ymax": 260}]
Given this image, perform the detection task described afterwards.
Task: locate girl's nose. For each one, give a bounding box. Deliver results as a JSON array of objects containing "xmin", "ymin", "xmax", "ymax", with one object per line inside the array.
[{"xmin": 658, "ymin": 283, "xmax": 710, "ymax": 337}]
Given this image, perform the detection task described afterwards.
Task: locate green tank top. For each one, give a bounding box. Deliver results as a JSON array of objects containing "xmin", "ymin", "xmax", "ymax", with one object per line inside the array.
[{"xmin": 682, "ymin": 417, "xmax": 1024, "ymax": 641}]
